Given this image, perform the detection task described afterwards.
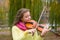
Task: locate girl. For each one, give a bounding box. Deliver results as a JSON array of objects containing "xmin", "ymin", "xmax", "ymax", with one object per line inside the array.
[{"xmin": 12, "ymin": 8, "xmax": 51, "ymax": 40}]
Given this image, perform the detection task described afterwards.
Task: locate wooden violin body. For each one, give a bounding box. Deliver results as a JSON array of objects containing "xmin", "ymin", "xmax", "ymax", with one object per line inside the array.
[{"xmin": 25, "ymin": 20, "xmax": 44, "ymax": 32}]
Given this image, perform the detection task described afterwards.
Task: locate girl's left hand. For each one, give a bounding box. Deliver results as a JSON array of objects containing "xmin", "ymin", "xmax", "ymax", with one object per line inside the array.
[{"xmin": 41, "ymin": 25, "xmax": 51, "ymax": 37}]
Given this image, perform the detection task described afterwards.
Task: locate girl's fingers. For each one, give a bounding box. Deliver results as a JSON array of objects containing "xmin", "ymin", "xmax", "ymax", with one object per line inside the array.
[
  {"xmin": 28, "ymin": 29, "xmax": 36, "ymax": 34},
  {"xmin": 48, "ymin": 27, "xmax": 51, "ymax": 31},
  {"xmin": 45, "ymin": 27, "xmax": 51, "ymax": 32}
]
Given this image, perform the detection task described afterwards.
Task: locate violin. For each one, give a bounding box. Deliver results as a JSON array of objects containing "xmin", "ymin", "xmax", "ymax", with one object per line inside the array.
[
  {"xmin": 25, "ymin": 20, "xmax": 44, "ymax": 32},
  {"xmin": 25, "ymin": 20, "xmax": 60, "ymax": 36}
]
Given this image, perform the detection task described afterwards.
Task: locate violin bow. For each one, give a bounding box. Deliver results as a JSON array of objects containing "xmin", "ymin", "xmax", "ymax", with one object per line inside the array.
[{"xmin": 36, "ymin": 6, "xmax": 46, "ymax": 29}]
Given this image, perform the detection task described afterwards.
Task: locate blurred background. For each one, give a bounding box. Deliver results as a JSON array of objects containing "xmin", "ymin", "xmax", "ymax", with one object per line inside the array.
[{"xmin": 0, "ymin": 0, "xmax": 60, "ymax": 40}]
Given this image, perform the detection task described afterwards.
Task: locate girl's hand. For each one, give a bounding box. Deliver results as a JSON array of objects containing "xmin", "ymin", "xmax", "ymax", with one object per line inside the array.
[
  {"xmin": 41, "ymin": 27, "xmax": 51, "ymax": 37},
  {"xmin": 40, "ymin": 24, "xmax": 51, "ymax": 37},
  {"xmin": 27, "ymin": 29, "xmax": 36, "ymax": 35}
]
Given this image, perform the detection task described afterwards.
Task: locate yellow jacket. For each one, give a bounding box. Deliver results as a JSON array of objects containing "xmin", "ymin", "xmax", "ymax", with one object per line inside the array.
[{"xmin": 12, "ymin": 26, "xmax": 43, "ymax": 40}]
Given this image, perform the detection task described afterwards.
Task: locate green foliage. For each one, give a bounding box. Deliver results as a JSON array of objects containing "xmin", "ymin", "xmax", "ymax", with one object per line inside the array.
[
  {"xmin": 9, "ymin": 0, "xmax": 60, "ymax": 31},
  {"xmin": 9, "ymin": 0, "xmax": 43, "ymax": 27},
  {"xmin": 9, "ymin": 0, "xmax": 22, "ymax": 27},
  {"xmin": 49, "ymin": 0, "xmax": 60, "ymax": 30}
]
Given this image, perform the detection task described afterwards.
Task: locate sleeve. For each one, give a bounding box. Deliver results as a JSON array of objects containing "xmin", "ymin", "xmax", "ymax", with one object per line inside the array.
[{"xmin": 12, "ymin": 26, "xmax": 26, "ymax": 40}]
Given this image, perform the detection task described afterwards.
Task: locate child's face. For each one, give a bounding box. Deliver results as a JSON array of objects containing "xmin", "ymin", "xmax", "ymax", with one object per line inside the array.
[{"xmin": 21, "ymin": 11, "xmax": 31, "ymax": 22}]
